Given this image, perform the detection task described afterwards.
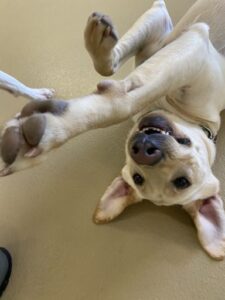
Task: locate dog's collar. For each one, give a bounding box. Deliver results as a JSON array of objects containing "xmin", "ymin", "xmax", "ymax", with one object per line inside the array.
[{"xmin": 200, "ymin": 125, "xmax": 217, "ymax": 143}]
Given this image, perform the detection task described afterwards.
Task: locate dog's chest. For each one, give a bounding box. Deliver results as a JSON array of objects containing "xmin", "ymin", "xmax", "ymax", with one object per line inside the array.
[{"xmin": 133, "ymin": 94, "xmax": 221, "ymax": 134}]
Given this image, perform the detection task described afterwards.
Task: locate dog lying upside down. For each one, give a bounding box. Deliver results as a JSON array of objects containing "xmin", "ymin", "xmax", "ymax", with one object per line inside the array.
[{"xmin": 1, "ymin": 0, "xmax": 225, "ymax": 260}]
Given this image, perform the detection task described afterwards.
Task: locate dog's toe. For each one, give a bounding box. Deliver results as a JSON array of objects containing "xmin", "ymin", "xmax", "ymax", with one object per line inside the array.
[{"xmin": 85, "ymin": 12, "xmax": 118, "ymax": 51}]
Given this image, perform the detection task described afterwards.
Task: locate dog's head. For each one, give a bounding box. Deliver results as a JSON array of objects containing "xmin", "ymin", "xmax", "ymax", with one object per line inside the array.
[
  {"xmin": 97, "ymin": 111, "xmax": 225, "ymax": 259},
  {"xmin": 123, "ymin": 110, "xmax": 218, "ymax": 206}
]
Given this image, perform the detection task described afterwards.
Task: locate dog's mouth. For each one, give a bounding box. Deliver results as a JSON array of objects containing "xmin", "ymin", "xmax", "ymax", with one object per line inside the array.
[
  {"xmin": 138, "ymin": 114, "xmax": 191, "ymax": 146},
  {"xmin": 138, "ymin": 114, "xmax": 173, "ymax": 136},
  {"xmin": 139, "ymin": 126, "xmax": 171, "ymax": 136}
]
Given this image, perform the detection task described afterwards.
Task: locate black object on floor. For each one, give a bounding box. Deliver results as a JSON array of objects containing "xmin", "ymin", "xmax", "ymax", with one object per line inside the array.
[{"xmin": 0, "ymin": 248, "xmax": 12, "ymax": 297}]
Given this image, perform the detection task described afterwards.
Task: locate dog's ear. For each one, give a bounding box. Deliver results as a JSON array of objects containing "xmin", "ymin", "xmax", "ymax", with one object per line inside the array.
[
  {"xmin": 183, "ymin": 195, "xmax": 225, "ymax": 260},
  {"xmin": 93, "ymin": 176, "xmax": 140, "ymax": 224}
]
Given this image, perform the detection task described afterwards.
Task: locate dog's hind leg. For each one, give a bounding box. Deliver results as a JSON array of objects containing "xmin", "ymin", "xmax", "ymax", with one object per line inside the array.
[
  {"xmin": 84, "ymin": 0, "xmax": 173, "ymax": 76},
  {"xmin": 164, "ymin": 0, "xmax": 225, "ymax": 55},
  {"xmin": 0, "ymin": 71, "xmax": 55, "ymax": 101}
]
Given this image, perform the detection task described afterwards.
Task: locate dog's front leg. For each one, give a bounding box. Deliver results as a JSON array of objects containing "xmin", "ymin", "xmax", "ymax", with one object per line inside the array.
[
  {"xmin": 0, "ymin": 71, "xmax": 55, "ymax": 101},
  {"xmin": 83, "ymin": 22, "xmax": 211, "ymax": 129},
  {"xmin": 0, "ymin": 84, "xmax": 131, "ymax": 175},
  {"xmin": 0, "ymin": 23, "xmax": 211, "ymax": 175}
]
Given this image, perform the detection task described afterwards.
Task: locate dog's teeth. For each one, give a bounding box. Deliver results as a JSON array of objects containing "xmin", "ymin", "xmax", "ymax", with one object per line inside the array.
[{"xmin": 141, "ymin": 127, "xmax": 168, "ymax": 135}]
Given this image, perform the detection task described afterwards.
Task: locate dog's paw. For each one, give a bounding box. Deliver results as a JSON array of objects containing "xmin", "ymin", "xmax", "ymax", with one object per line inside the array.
[
  {"xmin": 0, "ymin": 100, "xmax": 69, "ymax": 176},
  {"xmin": 84, "ymin": 12, "xmax": 119, "ymax": 76},
  {"xmin": 85, "ymin": 12, "xmax": 118, "ymax": 53},
  {"xmin": 26, "ymin": 88, "xmax": 55, "ymax": 101}
]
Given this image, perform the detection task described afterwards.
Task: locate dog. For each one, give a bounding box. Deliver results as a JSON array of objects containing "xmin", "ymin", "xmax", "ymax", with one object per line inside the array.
[{"xmin": 1, "ymin": 0, "xmax": 225, "ymax": 260}]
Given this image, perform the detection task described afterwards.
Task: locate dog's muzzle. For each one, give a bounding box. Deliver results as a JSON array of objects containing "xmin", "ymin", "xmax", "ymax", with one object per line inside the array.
[{"xmin": 128, "ymin": 113, "xmax": 188, "ymax": 165}]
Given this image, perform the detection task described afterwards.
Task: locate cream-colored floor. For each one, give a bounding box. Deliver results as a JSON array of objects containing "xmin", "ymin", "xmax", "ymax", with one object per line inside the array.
[{"xmin": 0, "ymin": 0, "xmax": 225, "ymax": 299}]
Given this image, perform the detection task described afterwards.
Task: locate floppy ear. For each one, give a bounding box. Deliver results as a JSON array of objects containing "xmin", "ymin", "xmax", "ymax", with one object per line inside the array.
[
  {"xmin": 93, "ymin": 176, "xmax": 140, "ymax": 224},
  {"xmin": 183, "ymin": 195, "xmax": 225, "ymax": 260}
]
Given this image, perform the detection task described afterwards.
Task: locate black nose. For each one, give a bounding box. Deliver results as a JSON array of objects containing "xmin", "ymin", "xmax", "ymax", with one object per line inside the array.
[{"xmin": 129, "ymin": 132, "xmax": 163, "ymax": 165}]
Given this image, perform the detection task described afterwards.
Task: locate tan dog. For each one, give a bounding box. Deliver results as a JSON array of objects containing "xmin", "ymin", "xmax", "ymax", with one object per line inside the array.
[{"xmin": 1, "ymin": 0, "xmax": 225, "ymax": 260}]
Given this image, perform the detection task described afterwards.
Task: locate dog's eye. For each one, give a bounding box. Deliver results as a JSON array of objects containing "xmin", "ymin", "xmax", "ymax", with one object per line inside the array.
[
  {"xmin": 173, "ymin": 177, "xmax": 191, "ymax": 189},
  {"xmin": 133, "ymin": 173, "xmax": 144, "ymax": 186},
  {"xmin": 177, "ymin": 137, "xmax": 191, "ymax": 146}
]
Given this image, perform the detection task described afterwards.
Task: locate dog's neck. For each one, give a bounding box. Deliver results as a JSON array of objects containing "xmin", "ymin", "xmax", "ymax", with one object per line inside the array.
[
  {"xmin": 165, "ymin": 95, "xmax": 220, "ymax": 137},
  {"xmin": 134, "ymin": 95, "xmax": 220, "ymax": 138}
]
